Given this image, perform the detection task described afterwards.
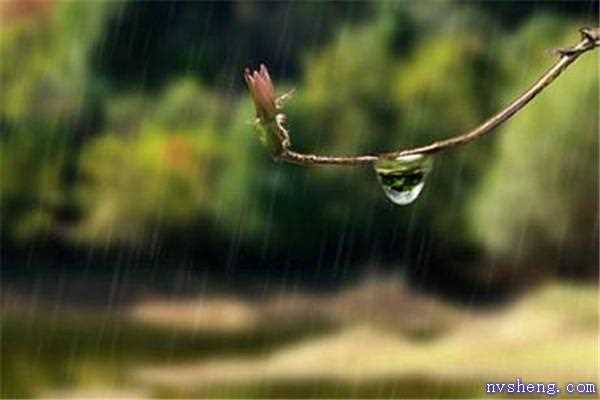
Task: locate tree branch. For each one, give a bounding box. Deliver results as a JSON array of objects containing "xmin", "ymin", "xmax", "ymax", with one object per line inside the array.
[{"xmin": 244, "ymin": 27, "xmax": 600, "ymax": 167}]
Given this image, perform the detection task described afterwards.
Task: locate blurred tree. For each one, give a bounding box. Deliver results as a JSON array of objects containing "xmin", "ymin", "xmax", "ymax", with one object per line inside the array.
[
  {"xmin": 469, "ymin": 17, "xmax": 598, "ymax": 278},
  {"xmin": 74, "ymin": 78, "xmax": 227, "ymax": 246},
  {"xmin": 1, "ymin": 0, "xmax": 596, "ymax": 294},
  {"xmin": 0, "ymin": 1, "xmax": 109, "ymax": 124},
  {"xmin": 0, "ymin": 1, "xmax": 113, "ymax": 242}
]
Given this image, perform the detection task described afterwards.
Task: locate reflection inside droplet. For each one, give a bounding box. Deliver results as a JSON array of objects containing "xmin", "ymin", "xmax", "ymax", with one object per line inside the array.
[{"xmin": 374, "ymin": 154, "xmax": 433, "ymax": 206}]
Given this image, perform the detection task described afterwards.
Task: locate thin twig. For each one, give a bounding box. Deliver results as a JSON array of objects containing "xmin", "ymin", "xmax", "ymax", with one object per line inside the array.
[{"xmin": 245, "ymin": 27, "xmax": 599, "ymax": 167}]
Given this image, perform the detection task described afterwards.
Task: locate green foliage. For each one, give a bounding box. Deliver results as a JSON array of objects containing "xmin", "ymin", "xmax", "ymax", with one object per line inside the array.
[
  {"xmin": 75, "ymin": 127, "xmax": 225, "ymax": 244},
  {"xmin": 103, "ymin": 78, "xmax": 225, "ymax": 136},
  {"xmin": 294, "ymin": 23, "xmax": 396, "ymax": 154},
  {"xmin": 394, "ymin": 35, "xmax": 487, "ymax": 138},
  {"xmin": 74, "ymin": 76, "xmax": 229, "ymax": 244},
  {"xmin": 149, "ymin": 78, "xmax": 224, "ymax": 131},
  {"xmin": 0, "ymin": 1, "xmax": 114, "ymax": 242},
  {"xmin": 0, "ymin": 1, "xmax": 111, "ymax": 123},
  {"xmin": 1, "ymin": 1, "xmax": 596, "ymax": 277},
  {"xmin": 390, "ymin": 32, "xmax": 501, "ymax": 245},
  {"xmin": 0, "ymin": 126, "xmax": 66, "ymax": 241},
  {"xmin": 469, "ymin": 17, "xmax": 598, "ymax": 272}
]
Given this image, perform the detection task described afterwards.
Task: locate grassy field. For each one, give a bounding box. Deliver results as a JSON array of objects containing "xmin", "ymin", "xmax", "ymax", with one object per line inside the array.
[{"xmin": 2, "ymin": 280, "xmax": 597, "ymax": 398}]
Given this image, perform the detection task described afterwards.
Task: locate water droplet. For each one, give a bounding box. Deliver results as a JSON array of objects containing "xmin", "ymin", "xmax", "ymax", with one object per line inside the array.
[{"xmin": 374, "ymin": 154, "xmax": 433, "ymax": 205}]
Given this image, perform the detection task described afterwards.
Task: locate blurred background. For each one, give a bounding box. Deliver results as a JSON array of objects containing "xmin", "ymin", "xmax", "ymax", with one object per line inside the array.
[{"xmin": 1, "ymin": 0, "xmax": 598, "ymax": 398}]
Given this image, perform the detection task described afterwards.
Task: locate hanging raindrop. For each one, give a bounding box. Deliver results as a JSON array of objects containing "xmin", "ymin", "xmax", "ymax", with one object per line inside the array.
[{"xmin": 374, "ymin": 154, "xmax": 433, "ymax": 206}]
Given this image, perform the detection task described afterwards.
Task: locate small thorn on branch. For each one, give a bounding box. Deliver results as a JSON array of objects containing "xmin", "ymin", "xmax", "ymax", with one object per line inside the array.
[
  {"xmin": 580, "ymin": 27, "xmax": 600, "ymax": 44},
  {"xmin": 555, "ymin": 27, "xmax": 600, "ymax": 56},
  {"xmin": 275, "ymin": 89, "xmax": 295, "ymax": 109}
]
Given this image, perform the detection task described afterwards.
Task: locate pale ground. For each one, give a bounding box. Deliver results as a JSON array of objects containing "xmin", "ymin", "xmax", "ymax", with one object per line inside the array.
[
  {"xmin": 127, "ymin": 280, "xmax": 598, "ymax": 397},
  {"xmin": 6, "ymin": 276, "xmax": 594, "ymax": 398}
]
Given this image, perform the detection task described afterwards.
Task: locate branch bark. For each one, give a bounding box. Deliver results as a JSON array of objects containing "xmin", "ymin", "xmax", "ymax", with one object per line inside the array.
[{"xmin": 244, "ymin": 27, "xmax": 600, "ymax": 167}]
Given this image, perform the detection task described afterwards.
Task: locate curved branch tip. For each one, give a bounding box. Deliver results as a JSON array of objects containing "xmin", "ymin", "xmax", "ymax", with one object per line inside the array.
[{"xmin": 244, "ymin": 27, "xmax": 599, "ymax": 167}]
